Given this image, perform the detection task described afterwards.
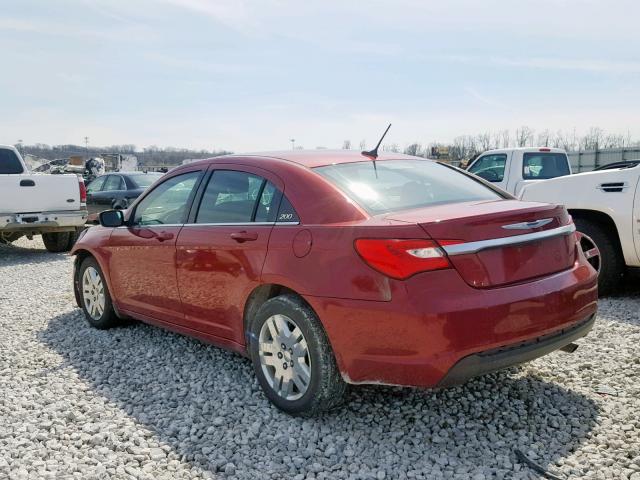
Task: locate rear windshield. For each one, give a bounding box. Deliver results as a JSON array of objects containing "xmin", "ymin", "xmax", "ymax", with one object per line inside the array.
[
  {"xmin": 0, "ymin": 149, "xmax": 24, "ymax": 174},
  {"xmin": 314, "ymin": 160, "xmax": 501, "ymax": 214},
  {"xmin": 522, "ymin": 152, "xmax": 570, "ymax": 179},
  {"xmin": 129, "ymin": 173, "xmax": 163, "ymax": 188}
]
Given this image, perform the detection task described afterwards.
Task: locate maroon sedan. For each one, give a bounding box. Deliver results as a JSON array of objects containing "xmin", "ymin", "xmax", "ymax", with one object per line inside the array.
[{"xmin": 71, "ymin": 151, "xmax": 598, "ymax": 415}]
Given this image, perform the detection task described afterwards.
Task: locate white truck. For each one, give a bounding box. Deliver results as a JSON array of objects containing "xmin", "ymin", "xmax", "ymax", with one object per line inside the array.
[
  {"xmin": 467, "ymin": 147, "xmax": 572, "ymax": 197},
  {"xmin": 0, "ymin": 145, "xmax": 88, "ymax": 252},
  {"xmin": 520, "ymin": 162, "xmax": 640, "ymax": 294}
]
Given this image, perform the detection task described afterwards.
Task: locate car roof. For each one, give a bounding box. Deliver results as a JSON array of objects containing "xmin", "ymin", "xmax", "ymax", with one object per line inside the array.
[{"xmin": 188, "ymin": 150, "xmax": 425, "ymax": 169}]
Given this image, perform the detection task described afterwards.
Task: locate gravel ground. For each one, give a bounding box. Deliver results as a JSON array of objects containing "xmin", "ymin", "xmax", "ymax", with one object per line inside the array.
[{"xmin": 1, "ymin": 237, "xmax": 639, "ymax": 480}]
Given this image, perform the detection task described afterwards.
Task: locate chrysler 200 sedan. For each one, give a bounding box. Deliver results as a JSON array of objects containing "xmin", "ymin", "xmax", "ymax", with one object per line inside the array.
[{"xmin": 70, "ymin": 151, "xmax": 598, "ymax": 415}]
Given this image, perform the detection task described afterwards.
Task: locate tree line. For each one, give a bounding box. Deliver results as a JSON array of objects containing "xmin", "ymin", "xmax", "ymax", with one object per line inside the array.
[
  {"xmin": 345, "ymin": 126, "xmax": 640, "ymax": 163},
  {"xmin": 16, "ymin": 143, "xmax": 232, "ymax": 166}
]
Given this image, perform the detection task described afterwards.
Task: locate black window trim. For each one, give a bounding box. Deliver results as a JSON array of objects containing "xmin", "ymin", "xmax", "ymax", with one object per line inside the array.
[
  {"xmin": 127, "ymin": 169, "xmax": 205, "ymax": 227},
  {"xmin": 185, "ymin": 167, "xmax": 300, "ymax": 226}
]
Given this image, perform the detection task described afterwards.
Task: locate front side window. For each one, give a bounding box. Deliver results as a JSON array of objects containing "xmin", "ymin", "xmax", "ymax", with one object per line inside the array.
[
  {"xmin": 315, "ymin": 159, "xmax": 501, "ymax": 215},
  {"xmin": 0, "ymin": 149, "xmax": 25, "ymax": 174},
  {"xmin": 522, "ymin": 152, "xmax": 570, "ymax": 179},
  {"xmin": 102, "ymin": 175, "xmax": 125, "ymax": 191},
  {"xmin": 468, "ymin": 154, "xmax": 507, "ymax": 182},
  {"xmin": 133, "ymin": 171, "xmax": 200, "ymax": 225},
  {"xmin": 86, "ymin": 176, "xmax": 106, "ymax": 193}
]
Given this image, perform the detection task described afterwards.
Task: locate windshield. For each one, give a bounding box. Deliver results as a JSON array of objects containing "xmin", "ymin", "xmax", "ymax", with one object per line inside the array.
[
  {"xmin": 315, "ymin": 159, "xmax": 502, "ymax": 214},
  {"xmin": 129, "ymin": 173, "xmax": 163, "ymax": 188}
]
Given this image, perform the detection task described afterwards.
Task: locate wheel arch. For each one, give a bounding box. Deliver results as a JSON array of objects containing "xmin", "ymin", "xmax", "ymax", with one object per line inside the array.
[
  {"xmin": 568, "ymin": 209, "xmax": 624, "ymax": 255},
  {"xmin": 242, "ymin": 283, "xmax": 315, "ymax": 350}
]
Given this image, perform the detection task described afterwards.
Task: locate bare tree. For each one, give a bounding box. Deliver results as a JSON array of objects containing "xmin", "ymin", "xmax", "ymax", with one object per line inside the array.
[
  {"xmin": 580, "ymin": 127, "xmax": 605, "ymax": 150},
  {"xmin": 515, "ymin": 126, "xmax": 534, "ymax": 147},
  {"xmin": 404, "ymin": 143, "xmax": 422, "ymax": 156},
  {"xmin": 359, "ymin": 139, "xmax": 367, "ymax": 151},
  {"xmin": 342, "ymin": 140, "xmax": 351, "ymax": 150},
  {"xmin": 536, "ymin": 129, "xmax": 551, "ymax": 147},
  {"xmin": 476, "ymin": 132, "xmax": 493, "ymax": 151}
]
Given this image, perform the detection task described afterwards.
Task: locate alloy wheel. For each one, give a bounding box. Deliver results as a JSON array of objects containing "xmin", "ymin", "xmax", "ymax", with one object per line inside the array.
[
  {"xmin": 82, "ymin": 266, "xmax": 106, "ymax": 320},
  {"xmin": 258, "ymin": 314, "xmax": 312, "ymax": 401}
]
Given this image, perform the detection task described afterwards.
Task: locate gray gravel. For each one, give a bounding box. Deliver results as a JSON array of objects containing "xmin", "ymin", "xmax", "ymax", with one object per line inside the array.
[{"xmin": 1, "ymin": 237, "xmax": 639, "ymax": 479}]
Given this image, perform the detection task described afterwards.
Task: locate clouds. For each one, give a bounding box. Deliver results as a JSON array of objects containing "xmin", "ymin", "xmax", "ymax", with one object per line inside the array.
[{"xmin": 0, "ymin": 0, "xmax": 639, "ymax": 150}]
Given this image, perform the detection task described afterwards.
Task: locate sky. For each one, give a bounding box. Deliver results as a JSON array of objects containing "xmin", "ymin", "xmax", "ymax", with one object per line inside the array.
[{"xmin": 1, "ymin": 0, "xmax": 639, "ymax": 152}]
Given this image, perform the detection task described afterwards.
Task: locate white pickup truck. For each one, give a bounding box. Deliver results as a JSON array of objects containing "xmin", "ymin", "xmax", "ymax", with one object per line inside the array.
[
  {"xmin": 520, "ymin": 162, "xmax": 640, "ymax": 294},
  {"xmin": 467, "ymin": 147, "xmax": 571, "ymax": 197},
  {"xmin": 0, "ymin": 145, "xmax": 88, "ymax": 252}
]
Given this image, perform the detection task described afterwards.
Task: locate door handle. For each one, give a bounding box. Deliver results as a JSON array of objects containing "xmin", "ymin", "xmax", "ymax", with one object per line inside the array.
[
  {"xmin": 156, "ymin": 231, "xmax": 174, "ymax": 242},
  {"xmin": 20, "ymin": 179, "xmax": 35, "ymax": 187},
  {"xmin": 230, "ymin": 231, "xmax": 258, "ymax": 243}
]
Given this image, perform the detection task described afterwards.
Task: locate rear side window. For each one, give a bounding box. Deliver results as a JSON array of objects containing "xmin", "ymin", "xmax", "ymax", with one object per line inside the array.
[
  {"xmin": 468, "ymin": 154, "xmax": 506, "ymax": 182},
  {"xmin": 315, "ymin": 160, "xmax": 500, "ymax": 215},
  {"xmin": 523, "ymin": 153, "xmax": 570, "ymax": 179},
  {"xmin": 276, "ymin": 196, "xmax": 299, "ymax": 223},
  {"xmin": 103, "ymin": 175, "xmax": 125, "ymax": 191},
  {"xmin": 196, "ymin": 170, "xmax": 263, "ymax": 223},
  {"xmin": 0, "ymin": 149, "xmax": 24, "ymax": 174}
]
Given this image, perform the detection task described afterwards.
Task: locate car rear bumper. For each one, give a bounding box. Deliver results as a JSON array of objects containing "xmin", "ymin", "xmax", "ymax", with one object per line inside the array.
[
  {"xmin": 304, "ymin": 254, "xmax": 598, "ymax": 388},
  {"xmin": 437, "ymin": 313, "xmax": 595, "ymax": 387},
  {"xmin": 0, "ymin": 210, "xmax": 88, "ymax": 233}
]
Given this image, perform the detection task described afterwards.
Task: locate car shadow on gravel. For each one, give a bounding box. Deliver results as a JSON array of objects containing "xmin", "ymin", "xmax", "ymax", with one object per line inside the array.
[
  {"xmin": 40, "ymin": 310, "xmax": 599, "ymax": 478},
  {"xmin": 0, "ymin": 243, "xmax": 68, "ymax": 267}
]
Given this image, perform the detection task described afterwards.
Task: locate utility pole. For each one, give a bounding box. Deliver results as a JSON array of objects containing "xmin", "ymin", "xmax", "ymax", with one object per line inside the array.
[
  {"xmin": 290, "ymin": 138, "xmax": 295, "ymax": 150},
  {"xmin": 84, "ymin": 136, "xmax": 90, "ymax": 158}
]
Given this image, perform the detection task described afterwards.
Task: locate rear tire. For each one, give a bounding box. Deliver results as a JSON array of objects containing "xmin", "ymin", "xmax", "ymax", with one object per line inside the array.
[
  {"xmin": 574, "ymin": 218, "xmax": 624, "ymax": 295},
  {"xmin": 78, "ymin": 257, "xmax": 120, "ymax": 329},
  {"xmin": 42, "ymin": 232, "xmax": 72, "ymax": 252},
  {"xmin": 248, "ymin": 295, "xmax": 347, "ymax": 416}
]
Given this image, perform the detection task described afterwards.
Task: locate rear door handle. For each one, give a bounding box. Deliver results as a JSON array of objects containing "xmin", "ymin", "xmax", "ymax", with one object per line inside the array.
[
  {"xmin": 230, "ymin": 231, "xmax": 258, "ymax": 243},
  {"xmin": 20, "ymin": 179, "xmax": 35, "ymax": 187}
]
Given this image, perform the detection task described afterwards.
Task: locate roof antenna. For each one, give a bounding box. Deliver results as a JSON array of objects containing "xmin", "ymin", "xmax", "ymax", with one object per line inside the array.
[
  {"xmin": 362, "ymin": 123, "xmax": 391, "ymax": 178},
  {"xmin": 362, "ymin": 123, "xmax": 392, "ymax": 160}
]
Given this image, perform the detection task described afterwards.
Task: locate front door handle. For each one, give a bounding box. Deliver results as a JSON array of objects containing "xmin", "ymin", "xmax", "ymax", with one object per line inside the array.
[
  {"xmin": 156, "ymin": 231, "xmax": 174, "ymax": 242},
  {"xmin": 230, "ymin": 231, "xmax": 258, "ymax": 243}
]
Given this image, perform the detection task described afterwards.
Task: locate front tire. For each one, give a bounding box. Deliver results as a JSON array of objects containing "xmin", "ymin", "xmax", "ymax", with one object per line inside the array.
[
  {"xmin": 78, "ymin": 257, "xmax": 120, "ymax": 329},
  {"xmin": 248, "ymin": 295, "xmax": 347, "ymax": 416},
  {"xmin": 574, "ymin": 218, "xmax": 624, "ymax": 295}
]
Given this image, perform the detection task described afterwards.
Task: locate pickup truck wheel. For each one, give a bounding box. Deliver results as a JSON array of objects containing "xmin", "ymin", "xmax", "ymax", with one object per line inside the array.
[
  {"xmin": 247, "ymin": 295, "xmax": 347, "ymax": 416},
  {"xmin": 0, "ymin": 233, "xmax": 22, "ymax": 244},
  {"xmin": 42, "ymin": 232, "xmax": 72, "ymax": 253},
  {"xmin": 574, "ymin": 218, "xmax": 624, "ymax": 295},
  {"xmin": 79, "ymin": 257, "xmax": 120, "ymax": 329}
]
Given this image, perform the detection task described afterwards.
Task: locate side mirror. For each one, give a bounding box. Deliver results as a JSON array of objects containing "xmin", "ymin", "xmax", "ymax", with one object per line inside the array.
[{"xmin": 99, "ymin": 209, "xmax": 125, "ymax": 228}]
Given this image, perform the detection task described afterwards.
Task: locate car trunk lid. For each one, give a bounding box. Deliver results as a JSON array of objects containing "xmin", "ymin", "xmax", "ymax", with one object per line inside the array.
[{"xmin": 386, "ymin": 200, "xmax": 576, "ymax": 288}]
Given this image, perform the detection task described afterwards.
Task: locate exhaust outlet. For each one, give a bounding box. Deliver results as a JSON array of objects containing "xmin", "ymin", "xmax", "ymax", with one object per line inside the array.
[{"xmin": 560, "ymin": 342, "xmax": 579, "ymax": 353}]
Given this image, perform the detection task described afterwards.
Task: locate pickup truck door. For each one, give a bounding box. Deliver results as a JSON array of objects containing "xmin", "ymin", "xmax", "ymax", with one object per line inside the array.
[{"xmin": 467, "ymin": 152, "xmax": 511, "ymax": 193}]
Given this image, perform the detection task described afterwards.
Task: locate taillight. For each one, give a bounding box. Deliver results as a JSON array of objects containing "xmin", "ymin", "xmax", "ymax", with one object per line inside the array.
[
  {"xmin": 354, "ymin": 238, "xmax": 452, "ymax": 279},
  {"xmin": 78, "ymin": 178, "xmax": 87, "ymax": 205},
  {"xmin": 539, "ymin": 148, "xmax": 551, "ymax": 152}
]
